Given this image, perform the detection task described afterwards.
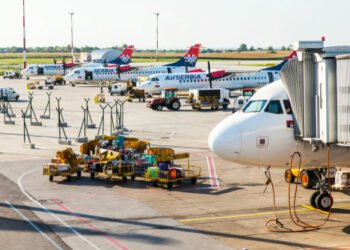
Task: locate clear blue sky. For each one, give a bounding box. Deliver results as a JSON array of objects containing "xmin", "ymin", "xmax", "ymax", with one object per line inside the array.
[{"xmin": 2, "ymin": 0, "xmax": 350, "ymax": 49}]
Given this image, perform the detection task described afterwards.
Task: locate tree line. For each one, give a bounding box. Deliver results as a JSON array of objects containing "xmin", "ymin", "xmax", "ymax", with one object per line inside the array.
[{"xmin": 0, "ymin": 43, "xmax": 292, "ymax": 53}]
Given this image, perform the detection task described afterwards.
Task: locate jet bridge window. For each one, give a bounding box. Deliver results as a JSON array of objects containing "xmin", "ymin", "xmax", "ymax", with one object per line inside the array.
[
  {"xmin": 264, "ymin": 100, "xmax": 283, "ymax": 114},
  {"xmin": 243, "ymin": 100, "xmax": 267, "ymax": 113}
]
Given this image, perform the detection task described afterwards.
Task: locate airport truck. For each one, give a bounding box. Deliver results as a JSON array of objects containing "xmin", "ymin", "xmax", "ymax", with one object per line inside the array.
[{"xmin": 190, "ymin": 88, "xmax": 230, "ymax": 110}]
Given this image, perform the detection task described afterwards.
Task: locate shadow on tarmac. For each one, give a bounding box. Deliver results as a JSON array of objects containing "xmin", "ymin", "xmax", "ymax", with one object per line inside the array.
[{"xmin": 1, "ymin": 201, "xmax": 346, "ymax": 249}]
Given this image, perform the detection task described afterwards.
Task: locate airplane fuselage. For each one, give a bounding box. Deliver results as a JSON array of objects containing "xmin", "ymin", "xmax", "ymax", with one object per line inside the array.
[
  {"xmin": 138, "ymin": 71, "xmax": 279, "ymax": 95},
  {"xmin": 208, "ymin": 80, "xmax": 350, "ymax": 169}
]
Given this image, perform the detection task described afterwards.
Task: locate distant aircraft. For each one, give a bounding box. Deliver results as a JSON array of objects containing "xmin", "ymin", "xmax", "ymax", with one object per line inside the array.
[
  {"xmin": 208, "ymin": 80, "xmax": 350, "ymax": 211},
  {"xmin": 63, "ymin": 44, "xmax": 202, "ymax": 84},
  {"xmin": 87, "ymin": 45, "xmax": 135, "ymax": 66},
  {"xmin": 137, "ymin": 51, "xmax": 297, "ymax": 95},
  {"xmin": 20, "ymin": 45, "xmax": 135, "ymax": 79},
  {"xmin": 20, "ymin": 59, "xmax": 76, "ymax": 79}
]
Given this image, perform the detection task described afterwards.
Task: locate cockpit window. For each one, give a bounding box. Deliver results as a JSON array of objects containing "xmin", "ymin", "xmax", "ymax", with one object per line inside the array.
[
  {"xmin": 265, "ymin": 100, "xmax": 283, "ymax": 114},
  {"xmin": 283, "ymin": 100, "xmax": 293, "ymax": 114},
  {"xmin": 28, "ymin": 66, "xmax": 33, "ymax": 70},
  {"xmin": 74, "ymin": 70, "xmax": 80, "ymax": 74},
  {"xmin": 243, "ymin": 100, "xmax": 267, "ymax": 113},
  {"xmin": 151, "ymin": 77, "xmax": 159, "ymax": 81}
]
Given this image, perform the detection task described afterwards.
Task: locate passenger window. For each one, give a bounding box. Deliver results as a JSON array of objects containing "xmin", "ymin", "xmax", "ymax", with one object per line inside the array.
[
  {"xmin": 265, "ymin": 100, "xmax": 283, "ymax": 114},
  {"xmin": 283, "ymin": 100, "xmax": 293, "ymax": 114}
]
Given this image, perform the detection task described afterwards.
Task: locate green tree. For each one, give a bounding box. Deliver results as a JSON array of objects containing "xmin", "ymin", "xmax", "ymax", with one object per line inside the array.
[{"xmin": 238, "ymin": 43, "xmax": 248, "ymax": 51}]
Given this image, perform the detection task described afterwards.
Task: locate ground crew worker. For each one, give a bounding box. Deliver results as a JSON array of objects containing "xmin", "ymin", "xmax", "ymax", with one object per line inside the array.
[
  {"xmin": 108, "ymin": 82, "xmax": 112, "ymax": 93},
  {"xmin": 99, "ymin": 82, "xmax": 103, "ymax": 93}
]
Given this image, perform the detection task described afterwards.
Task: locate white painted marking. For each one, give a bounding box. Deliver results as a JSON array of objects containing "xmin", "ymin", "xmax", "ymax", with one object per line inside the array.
[
  {"xmin": 5, "ymin": 200, "xmax": 63, "ymax": 250},
  {"xmin": 17, "ymin": 168, "xmax": 101, "ymax": 250}
]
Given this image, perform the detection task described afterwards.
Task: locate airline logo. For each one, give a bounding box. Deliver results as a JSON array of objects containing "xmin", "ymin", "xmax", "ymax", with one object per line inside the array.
[
  {"xmin": 44, "ymin": 65, "xmax": 62, "ymax": 71},
  {"xmin": 93, "ymin": 68, "xmax": 115, "ymax": 74},
  {"xmin": 184, "ymin": 54, "xmax": 197, "ymax": 65},
  {"xmin": 165, "ymin": 74, "xmax": 203, "ymax": 81},
  {"xmin": 119, "ymin": 54, "xmax": 130, "ymax": 64}
]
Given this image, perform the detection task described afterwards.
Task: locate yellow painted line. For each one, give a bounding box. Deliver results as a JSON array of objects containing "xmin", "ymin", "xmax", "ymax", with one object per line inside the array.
[
  {"xmin": 179, "ymin": 209, "xmax": 306, "ymax": 223},
  {"xmin": 301, "ymin": 204, "xmax": 329, "ymax": 215},
  {"xmin": 179, "ymin": 203, "xmax": 350, "ymax": 223}
]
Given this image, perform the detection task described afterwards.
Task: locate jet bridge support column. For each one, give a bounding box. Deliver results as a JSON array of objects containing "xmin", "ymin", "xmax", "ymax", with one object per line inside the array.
[{"xmin": 303, "ymin": 52, "xmax": 317, "ymax": 138}]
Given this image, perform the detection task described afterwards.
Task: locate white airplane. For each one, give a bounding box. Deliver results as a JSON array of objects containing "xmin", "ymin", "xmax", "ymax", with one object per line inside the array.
[
  {"xmin": 63, "ymin": 44, "xmax": 202, "ymax": 84},
  {"xmin": 137, "ymin": 51, "xmax": 297, "ymax": 95},
  {"xmin": 20, "ymin": 45, "xmax": 135, "ymax": 79},
  {"xmin": 20, "ymin": 60, "xmax": 76, "ymax": 79},
  {"xmin": 208, "ymin": 79, "xmax": 350, "ymax": 211}
]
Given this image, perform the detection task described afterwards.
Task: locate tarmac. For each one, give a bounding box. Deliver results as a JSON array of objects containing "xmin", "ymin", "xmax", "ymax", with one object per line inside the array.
[{"xmin": 0, "ymin": 71, "xmax": 349, "ymax": 250}]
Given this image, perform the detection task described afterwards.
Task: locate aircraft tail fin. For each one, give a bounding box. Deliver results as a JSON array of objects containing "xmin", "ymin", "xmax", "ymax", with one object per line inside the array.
[
  {"xmin": 166, "ymin": 44, "xmax": 202, "ymax": 67},
  {"xmin": 109, "ymin": 45, "xmax": 135, "ymax": 65},
  {"xmin": 261, "ymin": 51, "xmax": 297, "ymax": 72}
]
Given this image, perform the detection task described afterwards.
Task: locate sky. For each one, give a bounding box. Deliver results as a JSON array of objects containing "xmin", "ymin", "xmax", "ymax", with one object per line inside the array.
[{"xmin": 1, "ymin": 0, "xmax": 350, "ymax": 49}]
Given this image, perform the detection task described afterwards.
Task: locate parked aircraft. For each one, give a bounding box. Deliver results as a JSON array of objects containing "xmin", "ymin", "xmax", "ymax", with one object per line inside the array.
[
  {"xmin": 137, "ymin": 51, "xmax": 297, "ymax": 95},
  {"xmin": 64, "ymin": 44, "xmax": 202, "ymax": 84},
  {"xmin": 20, "ymin": 45, "xmax": 135, "ymax": 78},
  {"xmin": 208, "ymin": 80, "xmax": 350, "ymax": 211}
]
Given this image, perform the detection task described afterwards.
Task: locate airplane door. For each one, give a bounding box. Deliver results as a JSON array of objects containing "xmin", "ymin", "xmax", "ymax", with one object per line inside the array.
[
  {"xmin": 85, "ymin": 71, "xmax": 93, "ymax": 80},
  {"xmin": 38, "ymin": 67, "xmax": 44, "ymax": 75},
  {"xmin": 268, "ymin": 72, "xmax": 273, "ymax": 83},
  {"xmin": 167, "ymin": 68, "xmax": 172, "ymax": 73}
]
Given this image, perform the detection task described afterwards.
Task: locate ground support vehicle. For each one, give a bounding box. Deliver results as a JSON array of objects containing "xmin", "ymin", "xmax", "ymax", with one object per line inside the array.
[
  {"xmin": 43, "ymin": 148, "xmax": 82, "ymax": 182},
  {"xmin": 80, "ymin": 136, "xmax": 149, "ymax": 180},
  {"xmin": 100, "ymin": 160, "xmax": 135, "ymax": 183},
  {"xmin": 232, "ymin": 88, "xmax": 256, "ymax": 113},
  {"xmin": 147, "ymin": 88, "xmax": 181, "ymax": 111},
  {"xmin": 3, "ymin": 71, "xmax": 21, "ymax": 79},
  {"xmin": 94, "ymin": 93, "xmax": 106, "ymax": 103},
  {"xmin": 144, "ymin": 147, "xmax": 201, "ymax": 189},
  {"xmin": 190, "ymin": 88, "xmax": 230, "ymax": 110},
  {"xmin": 284, "ymin": 167, "xmax": 336, "ymax": 189},
  {"xmin": 127, "ymin": 89, "xmax": 146, "ymax": 102}
]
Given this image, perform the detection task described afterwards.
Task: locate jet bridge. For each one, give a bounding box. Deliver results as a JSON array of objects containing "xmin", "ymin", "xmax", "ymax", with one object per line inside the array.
[{"xmin": 280, "ymin": 40, "xmax": 350, "ymax": 147}]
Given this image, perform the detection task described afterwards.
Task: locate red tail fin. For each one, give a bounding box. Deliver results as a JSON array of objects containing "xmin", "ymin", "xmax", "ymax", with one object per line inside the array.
[
  {"xmin": 285, "ymin": 50, "xmax": 297, "ymax": 60},
  {"xmin": 184, "ymin": 44, "xmax": 202, "ymax": 58}
]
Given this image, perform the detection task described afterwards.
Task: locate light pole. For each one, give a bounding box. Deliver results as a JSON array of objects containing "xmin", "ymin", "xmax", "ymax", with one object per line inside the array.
[
  {"xmin": 22, "ymin": 0, "xmax": 27, "ymax": 69},
  {"xmin": 154, "ymin": 12, "xmax": 160, "ymax": 62},
  {"xmin": 68, "ymin": 12, "xmax": 74, "ymax": 62}
]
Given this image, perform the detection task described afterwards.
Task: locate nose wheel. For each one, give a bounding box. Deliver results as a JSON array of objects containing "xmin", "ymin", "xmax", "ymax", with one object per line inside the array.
[
  {"xmin": 310, "ymin": 191, "xmax": 333, "ymax": 211},
  {"xmin": 309, "ymin": 169, "xmax": 333, "ymax": 211}
]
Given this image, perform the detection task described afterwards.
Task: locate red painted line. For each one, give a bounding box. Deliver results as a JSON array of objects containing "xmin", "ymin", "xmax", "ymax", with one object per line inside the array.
[
  {"xmin": 207, "ymin": 156, "xmax": 218, "ymax": 188},
  {"xmin": 49, "ymin": 198, "xmax": 128, "ymax": 250}
]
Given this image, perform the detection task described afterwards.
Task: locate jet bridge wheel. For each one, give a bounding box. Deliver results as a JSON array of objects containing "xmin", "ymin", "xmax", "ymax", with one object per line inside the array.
[{"xmin": 284, "ymin": 169, "xmax": 295, "ymax": 183}]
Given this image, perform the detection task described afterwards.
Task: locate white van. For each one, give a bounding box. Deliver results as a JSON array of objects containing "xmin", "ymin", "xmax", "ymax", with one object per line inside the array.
[
  {"xmin": 3, "ymin": 71, "xmax": 21, "ymax": 79},
  {"xmin": 0, "ymin": 88, "xmax": 20, "ymax": 101},
  {"xmin": 232, "ymin": 96, "xmax": 250, "ymax": 113}
]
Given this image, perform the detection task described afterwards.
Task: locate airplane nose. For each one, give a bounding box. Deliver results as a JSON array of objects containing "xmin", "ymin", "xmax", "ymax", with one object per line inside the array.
[{"xmin": 208, "ymin": 121, "xmax": 241, "ymax": 162}]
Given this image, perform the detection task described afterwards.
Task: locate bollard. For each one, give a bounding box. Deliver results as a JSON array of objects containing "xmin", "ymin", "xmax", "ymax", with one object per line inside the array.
[
  {"xmin": 96, "ymin": 104, "xmax": 107, "ymax": 139},
  {"xmin": 56, "ymin": 97, "xmax": 68, "ymax": 127},
  {"xmin": 23, "ymin": 92, "xmax": 42, "ymax": 126},
  {"xmin": 40, "ymin": 92, "xmax": 52, "ymax": 119},
  {"xmin": 76, "ymin": 106, "xmax": 89, "ymax": 143},
  {"xmin": 56, "ymin": 106, "xmax": 71, "ymax": 145},
  {"xmin": 84, "ymin": 98, "xmax": 96, "ymax": 129},
  {"xmin": 21, "ymin": 110, "xmax": 35, "ymax": 149},
  {"xmin": 108, "ymin": 103, "xmax": 117, "ymax": 136}
]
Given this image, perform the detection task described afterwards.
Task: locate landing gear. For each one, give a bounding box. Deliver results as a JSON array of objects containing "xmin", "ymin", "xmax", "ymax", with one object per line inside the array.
[{"xmin": 309, "ymin": 169, "xmax": 333, "ymax": 211}]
